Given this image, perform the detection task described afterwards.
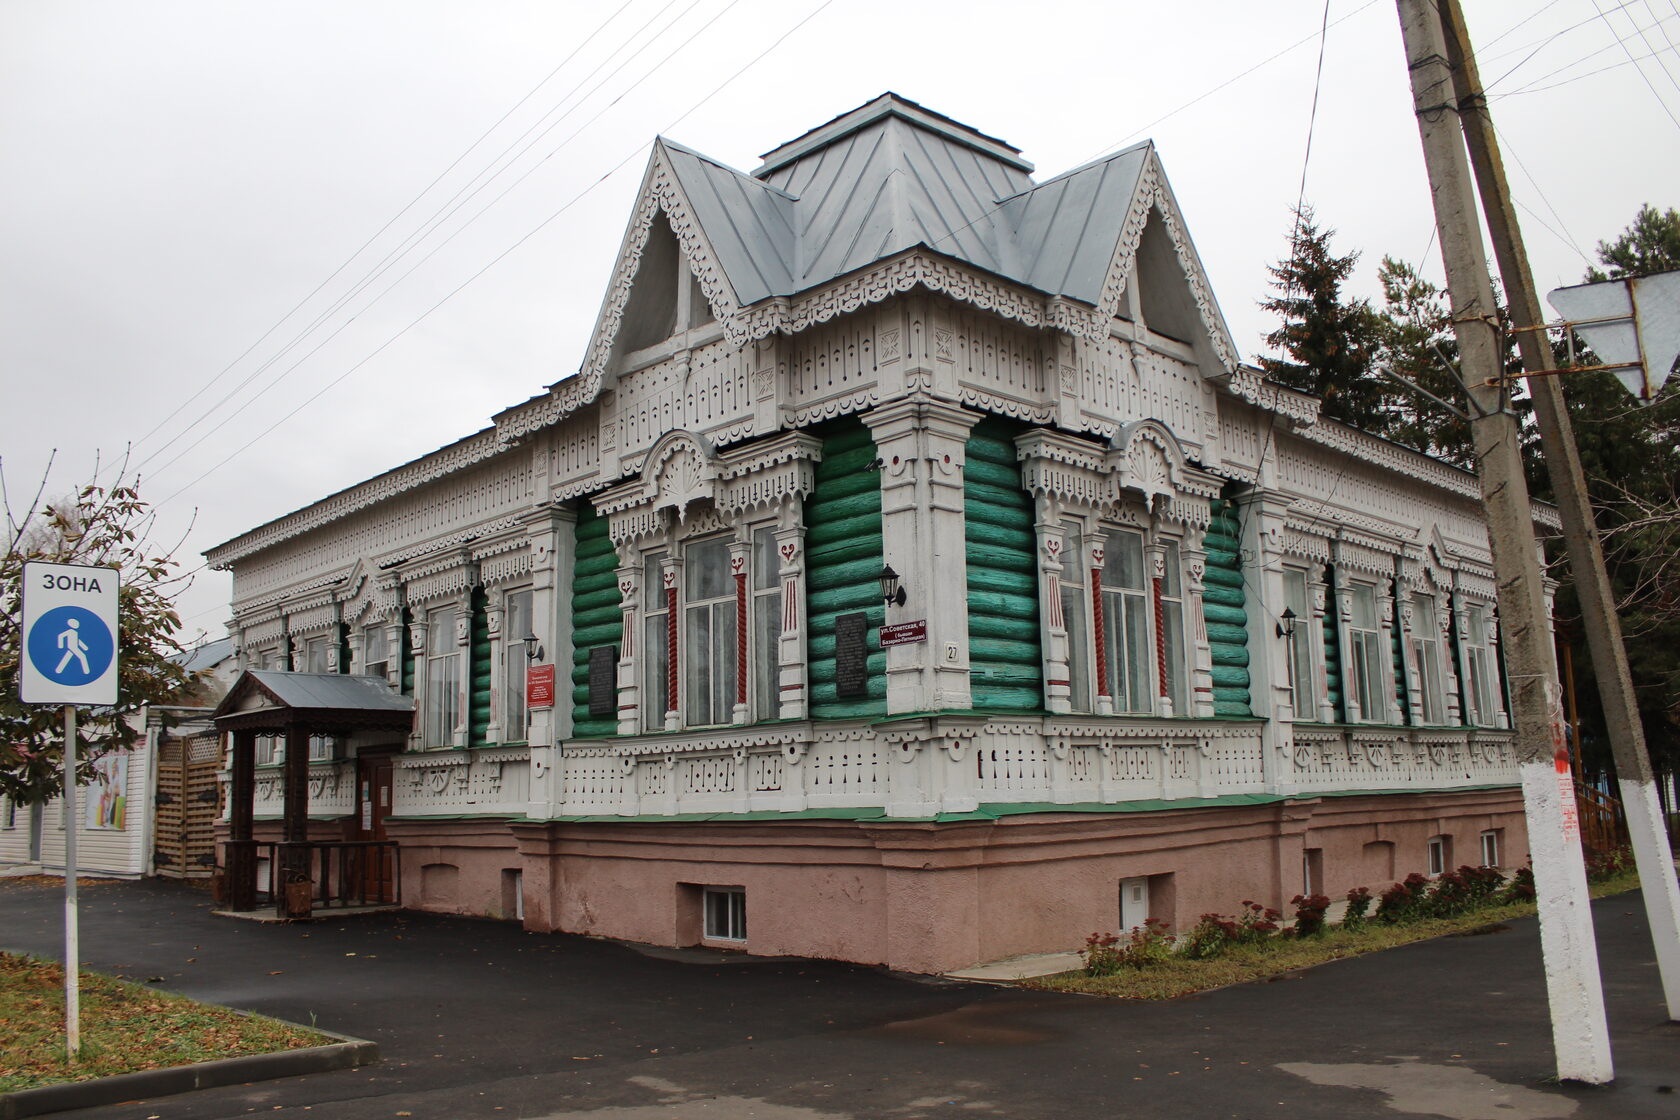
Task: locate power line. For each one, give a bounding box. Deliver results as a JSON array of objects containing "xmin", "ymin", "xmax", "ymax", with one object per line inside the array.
[
  {"xmin": 1589, "ymin": 0, "xmax": 1680, "ymax": 130},
  {"xmin": 123, "ymin": 0, "xmax": 643, "ymax": 471},
  {"xmin": 134, "ymin": 0, "xmax": 709, "ymax": 479},
  {"xmin": 143, "ymin": 0, "xmax": 747, "ymax": 486},
  {"xmin": 1494, "ymin": 40, "xmax": 1679, "ymax": 94},
  {"xmin": 154, "ymin": 0, "xmax": 839, "ymax": 511}
]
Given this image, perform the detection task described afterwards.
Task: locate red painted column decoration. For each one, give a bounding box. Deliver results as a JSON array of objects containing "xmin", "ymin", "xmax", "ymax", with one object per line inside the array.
[
  {"xmin": 1090, "ymin": 545, "xmax": 1108, "ymax": 700},
  {"xmin": 665, "ymin": 577, "xmax": 678, "ymax": 719},
  {"xmin": 734, "ymin": 569, "xmax": 748, "ymax": 710},
  {"xmin": 1153, "ymin": 575, "xmax": 1168, "ymax": 700}
]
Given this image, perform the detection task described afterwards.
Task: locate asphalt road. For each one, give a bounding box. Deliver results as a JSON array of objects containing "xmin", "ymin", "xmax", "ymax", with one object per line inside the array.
[{"xmin": 2, "ymin": 877, "xmax": 1676, "ymax": 1119}]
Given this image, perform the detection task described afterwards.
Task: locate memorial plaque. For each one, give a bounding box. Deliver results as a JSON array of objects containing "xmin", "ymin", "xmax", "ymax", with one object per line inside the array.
[
  {"xmin": 588, "ymin": 645, "xmax": 618, "ymax": 717},
  {"xmin": 835, "ymin": 612, "xmax": 869, "ymax": 698},
  {"xmin": 526, "ymin": 664, "xmax": 556, "ymax": 709}
]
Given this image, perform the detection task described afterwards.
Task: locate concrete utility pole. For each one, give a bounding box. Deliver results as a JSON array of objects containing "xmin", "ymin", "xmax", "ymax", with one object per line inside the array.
[
  {"xmin": 1438, "ymin": 0, "xmax": 1680, "ymax": 1022},
  {"xmin": 1395, "ymin": 0, "xmax": 1612, "ymax": 1084}
]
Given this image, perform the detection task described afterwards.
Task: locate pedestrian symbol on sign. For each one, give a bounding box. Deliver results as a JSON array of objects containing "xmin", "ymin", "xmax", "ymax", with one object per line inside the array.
[{"xmin": 28, "ymin": 606, "xmax": 114, "ymax": 688}]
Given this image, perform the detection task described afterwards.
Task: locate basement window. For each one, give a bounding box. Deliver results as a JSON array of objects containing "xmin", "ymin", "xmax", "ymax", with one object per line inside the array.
[
  {"xmin": 1479, "ymin": 830, "xmax": 1501, "ymax": 869},
  {"xmin": 703, "ymin": 887, "xmax": 747, "ymax": 942},
  {"xmin": 1427, "ymin": 836, "xmax": 1450, "ymax": 876}
]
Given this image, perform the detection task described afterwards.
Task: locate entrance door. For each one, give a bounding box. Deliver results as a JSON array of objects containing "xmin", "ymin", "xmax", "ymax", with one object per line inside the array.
[{"xmin": 355, "ymin": 752, "xmax": 395, "ymax": 903}]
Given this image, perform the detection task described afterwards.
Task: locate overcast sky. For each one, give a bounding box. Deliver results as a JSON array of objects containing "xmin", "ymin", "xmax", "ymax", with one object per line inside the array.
[{"xmin": 4, "ymin": 0, "xmax": 1676, "ymax": 644}]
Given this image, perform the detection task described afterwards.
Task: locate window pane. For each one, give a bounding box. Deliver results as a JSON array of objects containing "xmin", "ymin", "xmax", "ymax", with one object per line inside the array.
[
  {"xmin": 1351, "ymin": 585, "xmax": 1377, "ymax": 630},
  {"xmin": 645, "ymin": 613, "xmax": 668, "ymax": 729},
  {"xmin": 1063, "ymin": 585, "xmax": 1090, "ymax": 713},
  {"xmin": 1160, "ymin": 541, "xmax": 1181, "ymax": 598},
  {"xmin": 713, "ymin": 600, "xmax": 736, "ymax": 724},
  {"xmin": 686, "ymin": 538, "xmax": 730, "ymax": 601},
  {"xmin": 505, "ymin": 590, "xmax": 533, "ymax": 741},
  {"xmin": 1103, "ymin": 530, "xmax": 1145, "ymax": 590},
  {"xmin": 1102, "ymin": 589, "xmax": 1122, "ymax": 704},
  {"xmin": 1060, "ymin": 529, "xmax": 1083, "ymax": 586},
  {"xmin": 1363, "ymin": 635, "xmax": 1388, "ymax": 722},
  {"xmin": 1162, "ymin": 600, "xmax": 1185, "ymax": 714},
  {"xmin": 754, "ymin": 587, "xmax": 781, "ymax": 719},
  {"xmin": 753, "ymin": 527, "xmax": 779, "ymax": 591},
  {"xmin": 1122, "ymin": 594, "xmax": 1150, "ymax": 712}
]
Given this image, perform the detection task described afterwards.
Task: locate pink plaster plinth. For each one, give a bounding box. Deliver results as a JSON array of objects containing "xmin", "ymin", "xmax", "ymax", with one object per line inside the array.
[{"xmin": 224, "ymin": 790, "xmax": 1527, "ymax": 973}]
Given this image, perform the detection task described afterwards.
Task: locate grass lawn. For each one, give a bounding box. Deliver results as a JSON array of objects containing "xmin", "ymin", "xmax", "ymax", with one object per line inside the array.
[
  {"xmin": 0, "ymin": 952, "xmax": 329, "ymax": 1093},
  {"xmin": 1023, "ymin": 868, "xmax": 1647, "ymax": 1001}
]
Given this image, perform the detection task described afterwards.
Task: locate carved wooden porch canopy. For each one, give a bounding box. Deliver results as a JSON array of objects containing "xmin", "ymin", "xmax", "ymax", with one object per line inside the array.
[{"xmin": 212, "ymin": 670, "xmax": 414, "ymax": 734}]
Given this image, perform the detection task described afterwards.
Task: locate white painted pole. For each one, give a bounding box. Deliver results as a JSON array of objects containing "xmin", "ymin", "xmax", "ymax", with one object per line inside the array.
[
  {"xmin": 63, "ymin": 703, "xmax": 80, "ymax": 1060},
  {"xmin": 1396, "ymin": 0, "xmax": 1613, "ymax": 1084}
]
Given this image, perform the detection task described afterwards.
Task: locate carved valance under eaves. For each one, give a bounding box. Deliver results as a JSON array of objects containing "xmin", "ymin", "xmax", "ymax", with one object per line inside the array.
[
  {"xmin": 399, "ymin": 548, "xmax": 477, "ymax": 608},
  {"xmin": 285, "ymin": 602, "xmax": 340, "ymax": 636},
  {"xmin": 596, "ymin": 430, "xmax": 821, "ymax": 546},
  {"xmin": 1016, "ymin": 423, "xmax": 1219, "ymax": 528},
  {"xmin": 472, "ymin": 534, "xmax": 534, "ymax": 588},
  {"xmin": 240, "ymin": 616, "xmax": 288, "ymax": 647}
]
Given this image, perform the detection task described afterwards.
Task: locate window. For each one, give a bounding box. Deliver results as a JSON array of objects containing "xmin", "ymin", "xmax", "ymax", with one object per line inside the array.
[
  {"xmin": 255, "ymin": 734, "xmax": 280, "ymax": 765},
  {"xmin": 304, "ymin": 636, "xmax": 331, "ymax": 674},
  {"xmin": 307, "ymin": 735, "xmax": 338, "ymax": 761},
  {"xmin": 503, "ymin": 589, "xmax": 533, "ymax": 742},
  {"xmin": 1159, "ymin": 541, "xmax": 1186, "ymax": 716},
  {"xmin": 640, "ymin": 531, "xmax": 785, "ymax": 731},
  {"xmin": 1347, "ymin": 584, "xmax": 1389, "ymax": 723},
  {"xmin": 1282, "ymin": 570, "xmax": 1316, "ymax": 720},
  {"xmin": 1058, "ymin": 528, "xmax": 1092, "ymax": 714},
  {"xmin": 1061, "ymin": 525, "xmax": 1188, "ymax": 716},
  {"xmin": 1479, "ymin": 830, "xmax": 1501, "ymax": 868},
  {"xmin": 643, "ymin": 551, "xmax": 670, "ymax": 731},
  {"xmin": 1464, "ymin": 602, "xmax": 1498, "ymax": 727},
  {"xmin": 362, "ymin": 625, "xmax": 389, "ymax": 680},
  {"xmin": 424, "ymin": 605, "xmax": 461, "ymax": 748},
  {"xmin": 1302, "ymin": 848, "xmax": 1324, "ymax": 897},
  {"xmin": 684, "ymin": 537, "xmax": 737, "ymax": 727},
  {"xmin": 1427, "ymin": 836, "xmax": 1450, "ymax": 876},
  {"xmin": 1101, "ymin": 530, "xmax": 1152, "ymax": 713},
  {"xmin": 1410, "ymin": 594, "xmax": 1446, "ymax": 724},
  {"xmin": 703, "ymin": 887, "xmax": 747, "ymax": 941},
  {"xmin": 751, "ymin": 528, "xmax": 783, "ymax": 721}
]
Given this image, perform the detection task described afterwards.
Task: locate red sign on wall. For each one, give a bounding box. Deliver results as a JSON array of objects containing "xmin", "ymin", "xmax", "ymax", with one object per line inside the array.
[
  {"xmin": 526, "ymin": 664, "xmax": 556, "ymax": 709},
  {"xmin": 879, "ymin": 620, "xmax": 928, "ymax": 647}
]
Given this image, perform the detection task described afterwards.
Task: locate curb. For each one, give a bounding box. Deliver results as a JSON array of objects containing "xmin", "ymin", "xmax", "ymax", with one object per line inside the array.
[{"xmin": 0, "ymin": 1030, "xmax": 378, "ymax": 1119}]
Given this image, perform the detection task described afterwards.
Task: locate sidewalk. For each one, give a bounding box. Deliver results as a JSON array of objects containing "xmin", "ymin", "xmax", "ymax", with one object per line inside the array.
[{"xmin": 1, "ymin": 876, "xmax": 1675, "ymax": 1119}]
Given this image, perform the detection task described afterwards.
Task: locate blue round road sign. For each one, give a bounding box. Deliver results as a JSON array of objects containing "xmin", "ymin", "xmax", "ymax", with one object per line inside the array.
[{"xmin": 27, "ymin": 605, "xmax": 115, "ymax": 687}]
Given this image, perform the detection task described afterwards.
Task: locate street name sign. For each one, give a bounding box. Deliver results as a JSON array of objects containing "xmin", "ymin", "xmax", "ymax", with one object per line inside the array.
[{"xmin": 20, "ymin": 561, "xmax": 119, "ymax": 706}]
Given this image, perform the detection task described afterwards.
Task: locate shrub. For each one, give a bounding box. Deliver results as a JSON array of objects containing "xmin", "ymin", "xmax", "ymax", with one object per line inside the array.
[
  {"xmin": 1341, "ymin": 885, "xmax": 1373, "ymax": 929},
  {"xmin": 1290, "ymin": 893, "xmax": 1331, "ymax": 938},
  {"xmin": 1177, "ymin": 913, "xmax": 1240, "ymax": 961},
  {"xmin": 1585, "ymin": 846, "xmax": 1633, "ymax": 883},
  {"xmin": 1375, "ymin": 873, "xmax": 1432, "ymax": 924},
  {"xmin": 1501, "ymin": 864, "xmax": 1535, "ymax": 904},
  {"xmin": 1235, "ymin": 900, "xmax": 1282, "ymax": 944},
  {"xmin": 1422, "ymin": 868, "xmax": 1473, "ymax": 918},
  {"xmin": 1082, "ymin": 930, "xmax": 1124, "ymax": 977},
  {"xmin": 1083, "ymin": 920, "xmax": 1176, "ymax": 974}
]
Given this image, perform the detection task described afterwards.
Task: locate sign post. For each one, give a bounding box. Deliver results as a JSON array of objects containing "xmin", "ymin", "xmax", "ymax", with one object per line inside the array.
[{"xmin": 20, "ymin": 561, "xmax": 119, "ymax": 1061}]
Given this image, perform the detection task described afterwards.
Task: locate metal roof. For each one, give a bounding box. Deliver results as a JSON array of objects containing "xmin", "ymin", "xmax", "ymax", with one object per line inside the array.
[
  {"xmin": 658, "ymin": 93, "xmax": 1153, "ymax": 308},
  {"xmin": 212, "ymin": 670, "xmax": 414, "ymax": 727},
  {"xmin": 173, "ymin": 636, "xmax": 234, "ymax": 674}
]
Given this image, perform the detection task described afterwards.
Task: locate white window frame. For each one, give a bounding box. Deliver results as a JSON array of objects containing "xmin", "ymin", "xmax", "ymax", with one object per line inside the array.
[
  {"xmin": 1410, "ymin": 593, "xmax": 1447, "ymax": 725},
  {"xmin": 1427, "ymin": 835, "xmax": 1450, "ymax": 876},
  {"xmin": 640, "ymin": 524, "xmax": 785, "ymax": 732},
  {"xmin": 424, "ymin": 604, "xmax": 462, "ymax": 749},
  {"xmin": 502, "ymin": 587, "xmax": 534, "ymax": 743},
  {"xmin": 1479, "ymin": 829, "xmax": 1500, "ymax": 868},
  {"xmin": 1059, "ymin": 520, "xmax": 1189, "ymax": 717},
  {"xmin": 361, "ymin": 624, "xmax": 389, "ymax": 680},
  {"xmin": 703, "ymin": 886, "xmax": 747, "ymax": 941},
  {"xmin": 303, "ymin": 636, "xmax": 331, "ymax": 674},
  {"xmin": 1347, "ymin": 583, "xmax": 1390, "ymax": 724},
  {"xmin": 1282, "ymin": 568, "xmax": 1317, "ymax": 721},
  {"xmin": 1463, "ymin": 602, "xmax": 1498, "ymax": 728}
]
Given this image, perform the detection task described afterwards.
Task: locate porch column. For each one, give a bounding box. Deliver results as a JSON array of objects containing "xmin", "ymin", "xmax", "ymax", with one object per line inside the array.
[
  {"xmin": 279, "ymin": 722, "xmax": 311, "ymax": 917},
  {"xmin": 226, "ymin": 728, "xmax": 257, "ymax": 911}
]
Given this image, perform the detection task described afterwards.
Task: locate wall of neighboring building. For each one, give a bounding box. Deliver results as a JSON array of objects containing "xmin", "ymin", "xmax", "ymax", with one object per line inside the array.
[{"xmin": 0, "ymin": 740, "xmax": 152, "ymax": 877}]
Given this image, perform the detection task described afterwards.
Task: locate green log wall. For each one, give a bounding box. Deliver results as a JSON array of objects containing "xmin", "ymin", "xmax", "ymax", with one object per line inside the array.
[
  {"xmin": 1321, "ymin": 566, "xmax": 1343, "ymax": 722},
  {"xmin": 805, "ymin": 419, "xmax": 887, "ymax": 720},
  {"xmin": 964, "ymin": 418, "xmax": 1042, "ymax": 712},
  {"xmin": 400, "ymin": 607, "xmax": 414, "ymax": 696},
  {"xmin": 1202, "ymin": 496, "xmax": 1251, "ymax": 717},
  {"xmin": 469, "ymin": 586, "xmax": 491, "ymax": 746},
  {"xmin": 570, "ymin": 502, "xmax": 623, "ymax": 738}
]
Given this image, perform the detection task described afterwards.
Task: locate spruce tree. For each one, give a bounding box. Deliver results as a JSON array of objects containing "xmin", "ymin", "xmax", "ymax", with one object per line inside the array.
[{"xmin": 1258, "ymin": 206, "xmax": 1388, "ymax": 433}]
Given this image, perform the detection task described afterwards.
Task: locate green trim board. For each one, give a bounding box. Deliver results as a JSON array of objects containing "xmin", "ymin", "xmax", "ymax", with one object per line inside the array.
[
  {"xmin": 1202, "ymin": 494, "xmax": 1251, "ymax": 717},
  {"xmin": 1321, "ymin": 564, "xmax": 1344, "ymax": 722},
  {"xmin": 964, "ymin": 417, "xmax": 1043, "ymax": 712},
  {"xmin": 805, "ymin": 419, "xmax": 887, "ymax": 720},
  {"xmin": 400, "ymin": 606, "xmax": 415, "ymax": 696},
  {"xmin": 570, "ymin": 501, "xmax": 623, "ymax": 737}
]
